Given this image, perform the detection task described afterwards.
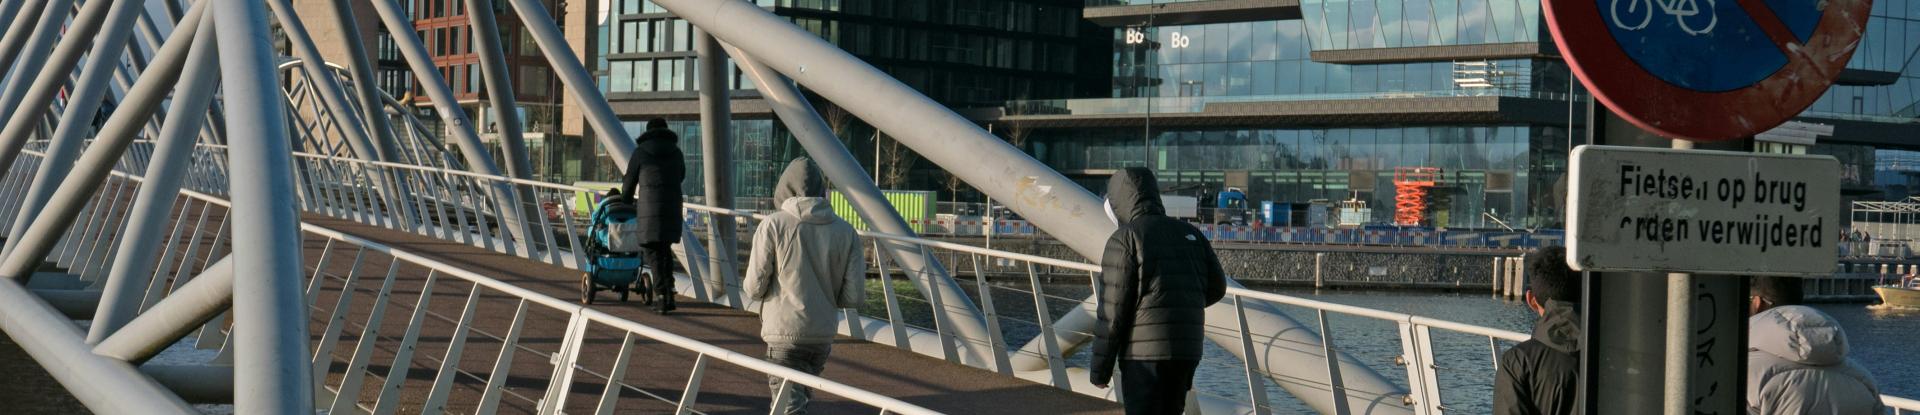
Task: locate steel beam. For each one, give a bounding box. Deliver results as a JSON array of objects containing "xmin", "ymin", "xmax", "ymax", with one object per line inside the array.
[
  {"xmin": 266, "ymin": 0, "xmax": 416, "ymax": 228},
  {"xmin": 0, "ymin": 0, "xmax": 89, "ymax": 182},
  {"xmin": 464, "ymin": 0, "xmax": 539, "ymax": 250},
  {"xmin": 0, "ymin": 0, "xmax": 64, "ymax": 104},
  {"xmin": 502, "ymin": 0, "xmax": 634, "ymax": 165},
  {"xmin": 0, "ymin": 2, "xmax": 208, "ymax": 285},
  {"xmin": 364, "ymin": 0, "xmax": 530, "ymax": 244},
  {"xmin": 695, "ymin": 29, "xmax": 738, "ymax": 303},
  {"xmin": 0, "ymin": 277, "xmax": 195, "ymax": 414},
  {"xmin": 213, "ymin": 0, "xmax": 316, "ymax": 409},
  {"xmin": 2, "ymin": 0, "xmax": 159, "ymax": 259},
  {"xmin": 96, "ymin": 257, "xmax": 232, "ymax": 364},
  {"xmin": 323, "ymin": 0, "xmax": 405, "ymax": 164},
  {"xmin": 89, "ymin": 9, "xmax": 222, "ymax": 344},
  {"xmin": 0, "ymin": 0, "xmax": 42, "ymax": 89},
  {"xmin": 729, "ymin": 48, "xmax": 995, "ymax": 367}
]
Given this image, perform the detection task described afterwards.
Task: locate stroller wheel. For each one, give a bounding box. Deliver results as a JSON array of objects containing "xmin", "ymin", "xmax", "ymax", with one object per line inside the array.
[
  {"xmin": 638, "ymin": 271, "xmax": 654, "ymax": 306},
  {"xmin": 619, "ymin": 287, "xmax": 630, "ymax": 302},
  {"xmin": 579, "ymin": 272, "xmax": 595, "ymax": 305}
]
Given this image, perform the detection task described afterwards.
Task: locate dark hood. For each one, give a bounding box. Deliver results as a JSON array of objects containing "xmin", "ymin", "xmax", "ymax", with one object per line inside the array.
[
  {"xmin": 773, "ymin": 157, "xmax": 826, "ymax": 205},
  {"xmin": 637, "ymin": 127, "xmax": 678, "ymax": 146},
  {"xmin": 1105, "ymin": 167, "xmax": 1166, "ymax": 225},
  {"xmin": 1534, "ymin": 300, "xmax": 1583, "ymax": 353}
]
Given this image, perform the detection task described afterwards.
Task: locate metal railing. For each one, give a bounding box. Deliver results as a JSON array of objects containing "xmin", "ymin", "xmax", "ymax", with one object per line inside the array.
[{"xmin": 7, "ymin": 144, "xmax": 940, "ymax": 413}]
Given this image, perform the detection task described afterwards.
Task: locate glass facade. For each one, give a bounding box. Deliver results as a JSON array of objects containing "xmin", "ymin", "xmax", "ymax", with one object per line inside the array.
[
  {"xmin": 1808, "ymin": 3, "xmax": 1920, "ymax": 120},
  {"xmin": 1299, "ymin": 0, "xmax": 1542, "ymax": 50},
  {"xmin": 1110, "ymin": 20, "xmax": 1567, "ymax": 98},
  {"xmin": 594, "ymin": 0, "xmax": 1095, "ymax": 107},
  {"xmin": 1032, "ymin": 125, "xmax": 1569, "ymax": 228}
]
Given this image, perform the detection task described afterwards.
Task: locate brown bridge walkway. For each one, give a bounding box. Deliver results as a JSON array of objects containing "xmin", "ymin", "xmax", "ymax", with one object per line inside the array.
[{"xmin": 299, "ymin": 214, "xmax": 1117, "ymax": 415}]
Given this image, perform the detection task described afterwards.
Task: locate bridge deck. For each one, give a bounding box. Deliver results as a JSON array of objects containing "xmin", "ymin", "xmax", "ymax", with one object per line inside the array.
[{"xmin": 300, "ymin": 215, "xmax": 1117, "ymax": 414}]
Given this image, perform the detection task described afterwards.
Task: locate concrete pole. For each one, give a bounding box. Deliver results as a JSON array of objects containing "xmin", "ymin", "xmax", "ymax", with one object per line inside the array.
[
  {"xmin": 89, "ymin": 11, "xmax": 221, "ymax": 344},
  {"xmin": 0, "ymin": 1, "xmax": 209, "ymax": 285},
  {"xmin": 695, "ymin": 29, "xmax": 738, "ymax": 300},
  {"xmin": 501, "ymin": 0, "xmax": 635, "ymax": 167},
  {"xmin": 2, "ymin": 0, "xmax": 157, "ymax": 258},
  {"xmin": 214, "ymin": 0, "xmax": 316, "ymax": 409},
  {"xmin": 364, "ymin": 0, "xmax": 530, "ymax": 244},
  {"xmin": 464, "ymin": 0, "xmax": 539, "ymax": 249},
  {"xmin": 1493, "ymin": 257, "xmax": 1504, "ymax": 294},
  {"xmin": 1315, "ymin": 252, "xmax": 1325, "ymax": 289},
  {"xmin": 729, "ymin": 47, "xmax": 994, "ymax": 366},
  {"xmin": 0, "ymin": 0, "xmax": 85, "ymax": 181}
]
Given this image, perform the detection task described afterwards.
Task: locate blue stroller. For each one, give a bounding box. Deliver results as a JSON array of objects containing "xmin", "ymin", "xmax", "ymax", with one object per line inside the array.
[{"xmin": 579, "ymin": 193, "xmax": 648, "ymax": 304}]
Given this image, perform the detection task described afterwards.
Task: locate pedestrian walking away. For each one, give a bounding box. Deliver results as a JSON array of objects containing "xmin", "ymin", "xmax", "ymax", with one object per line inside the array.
[
  {"xmin": 1088, "ymin": 167, "xmax": 1227, "ymax": 415},
  {"xmin": 621, "ymin": 117, "xmax": 687, "ymax": 314},
  {"xmin": 1746, "ymin": 276, "xmax": 1884, "ymax": 415},
  {"xmin": 743, "ymin": 158, "xmax": 866, "ymax": 415},
  {"xmin": 1493, "ymin": 246, "xmax": 1581, "ymax": 415}
]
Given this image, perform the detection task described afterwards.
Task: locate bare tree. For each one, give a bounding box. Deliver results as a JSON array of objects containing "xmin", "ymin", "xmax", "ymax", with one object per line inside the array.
[
  {"xmin": 876, "ymin": 131, "xmax": 917, "ymax": 189},
  {"xmin": 817, "ymin": 101, "xmax": 857, "ymax": 150}
]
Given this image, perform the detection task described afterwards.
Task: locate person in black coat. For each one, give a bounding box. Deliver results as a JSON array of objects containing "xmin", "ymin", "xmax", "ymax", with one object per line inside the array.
[
  {"xmin": 1493, "ymin": 246, "xmax": 1582, "ymax": 415},
  {"xmin": 1089, "ymin": 167, "xmax": 1227, "ymax": 414},
  {"xmin": 621, "ymin": 118, "xmax": 686, "ymax": 313}
]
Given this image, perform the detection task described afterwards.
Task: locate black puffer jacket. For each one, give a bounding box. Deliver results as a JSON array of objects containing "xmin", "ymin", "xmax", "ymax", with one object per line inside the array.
[
  {"xmin": 1493, "ymin": 300, "xmax": 1583, "ymax": 415},
  {"xmin": 1089, "ymin": 167, "xmax": 1227, "ymax": 385},
  {"xmin": 619, "ymin": 127, "xmax": 686, "ymax": 244}
]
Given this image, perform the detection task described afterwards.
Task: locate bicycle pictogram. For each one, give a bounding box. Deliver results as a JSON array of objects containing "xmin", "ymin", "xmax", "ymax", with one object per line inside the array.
[{"xmin": 1611, "ymin": 0, "xmax": 1718, "ymax": 35}]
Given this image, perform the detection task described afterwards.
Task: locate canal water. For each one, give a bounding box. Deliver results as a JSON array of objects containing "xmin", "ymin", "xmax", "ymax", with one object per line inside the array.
[{"xmin": 874, "ymin": 281, "xmax": 1919, "ymax": 413}]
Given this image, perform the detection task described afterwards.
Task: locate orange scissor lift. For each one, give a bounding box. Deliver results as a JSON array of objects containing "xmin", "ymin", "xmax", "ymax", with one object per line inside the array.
[{"xmin": 1393, "ymin": 167, "xmax": 1441, "ymax": 226}]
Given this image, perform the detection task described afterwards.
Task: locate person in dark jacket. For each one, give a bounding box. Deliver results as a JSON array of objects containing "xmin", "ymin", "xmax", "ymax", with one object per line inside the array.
[
  {"xmin": 1494, "ymin": 246, "xmax": 1581, "ymax": 415},
  {"xmin": 1088, "ymin": 167, "xmax": 1228, "ymax": 415},
  {"xmin": 620, "ymin": 118, "xmax": 687, "ymax": 313}
]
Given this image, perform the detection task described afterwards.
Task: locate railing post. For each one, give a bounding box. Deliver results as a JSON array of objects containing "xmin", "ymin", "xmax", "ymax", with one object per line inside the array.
[
  {"xmin": 1027, "ymin": 262, "xmax": 1069, "ymax": 390},
  {"xmin": 1399, "ymin": 322, "xmax": 1443, "ymax": 415},
  {"xmin": 538, "ymin": 310, "xmax": 590, "ymax": 414},
  {"xmin": 593, "ymin": 332, "xmax": 638, "ymax": 415},
  {"xmin": 875, "ymin": 241, "xmax": 910, "ymax": 348},
  {"xmin": 1317, "ymin": 310, "xmax": 1351, "ymax": 415},
  {"xmin": 371, "ymin": 270, "xmax": 438, "ymax": 415},
  {"xmin": 1234, "ymin": 298, "xmax": 1273, "ymax": 415},
  {"xmin": 477, "ymin": 299, "xmax": 530, "ymax": 414},
  {"xmin": 326, "ymin": 261, "xmax": 402, "ymax": 415},
  {"xmin": 420, "ymin": 284, "xmax": 483, "ymax": 415},
  {"xmin": 969, "ymin": 253, "xmax": 1012, "ymax": 375},
  {"xmin": 675, "ymin": 354, "xmax": 710, "ymax": 415}
]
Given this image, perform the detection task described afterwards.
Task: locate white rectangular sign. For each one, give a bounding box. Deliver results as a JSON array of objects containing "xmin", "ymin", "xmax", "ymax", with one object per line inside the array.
[{"xmin": 1567, "ymin": 145, "xmax": 1840, "ymax": 275}]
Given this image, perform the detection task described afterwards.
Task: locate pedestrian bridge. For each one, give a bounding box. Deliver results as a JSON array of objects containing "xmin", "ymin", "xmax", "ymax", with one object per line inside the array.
[{"xmin": 0, "ymin": 0, "xmax": 1914, "ymax": 413}]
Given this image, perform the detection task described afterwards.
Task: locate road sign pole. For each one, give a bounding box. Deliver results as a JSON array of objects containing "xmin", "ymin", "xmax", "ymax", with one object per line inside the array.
[{"xmin": 1579, "ymin": 102, "xmax": 1752, "ymax": 415}]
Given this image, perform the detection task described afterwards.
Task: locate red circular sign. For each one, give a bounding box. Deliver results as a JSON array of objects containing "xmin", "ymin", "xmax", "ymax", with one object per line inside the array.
[{"xmin": 1545, "ymin": 0, "xmax": 1871, "ymax": 141}]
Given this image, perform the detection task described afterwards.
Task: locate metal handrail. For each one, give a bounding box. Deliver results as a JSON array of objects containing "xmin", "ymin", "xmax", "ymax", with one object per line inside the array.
[
  {"xmin": 62, "ymin": 150, "xmax": 942, "ymax": 415},
  {"xmin": 232, "ymin": 148, "xmax": 1920, "ymax": 413}
]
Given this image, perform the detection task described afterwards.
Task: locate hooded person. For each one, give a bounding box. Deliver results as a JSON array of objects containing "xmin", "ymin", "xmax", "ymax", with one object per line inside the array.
[
  {"xmin": 1494, "ymin": 246, "xmax": 1582, "ymax": 415},
  {"xmin": 1746, "ymin": 304, "xmax": 1883, "ymax": 414},
  {"xmin": 743, "ymin": 158, "xmax": 866, "ymax": 415},
  {"xmin": 1088, "ymin": 167, "xmax": 1227, "ymax": 415},
  {"xmin": 621, "ymin": 118, "xmax": 686, "ymax": 312}
]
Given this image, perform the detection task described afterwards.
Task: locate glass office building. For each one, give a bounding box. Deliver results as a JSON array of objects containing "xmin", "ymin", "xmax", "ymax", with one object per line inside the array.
[
  {"xmin": 583, "ymin": 0, "xmax": 1107, "ymax": 195},
  {"xmin": 990, "ymin": 0, "xmax": 1920, "ymax": 229}
]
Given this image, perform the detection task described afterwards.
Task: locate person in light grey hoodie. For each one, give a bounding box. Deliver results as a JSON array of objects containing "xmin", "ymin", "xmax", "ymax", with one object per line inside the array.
[
  {"xmin": 1746, "ymin": 277, "xmax": 1884, "ymax": 415},
  {"xmin": 744, "ymin": 158, "xmax": 866, "ymax": 415}
]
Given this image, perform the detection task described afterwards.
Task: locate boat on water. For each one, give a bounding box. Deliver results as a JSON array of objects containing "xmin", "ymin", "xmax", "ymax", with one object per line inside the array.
[{"xmin": 1876, "ymin": 276, "xmax": 1920, "ymax": 308}]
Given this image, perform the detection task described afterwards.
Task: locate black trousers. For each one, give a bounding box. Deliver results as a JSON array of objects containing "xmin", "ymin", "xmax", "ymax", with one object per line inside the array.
[
  {"xmin": 1120, "ymin": 359, "xmax": 1200, "ymax": 415},
  {"xmin": 641, "ymin": 242, "xmax": 677, "ymax": 296}
]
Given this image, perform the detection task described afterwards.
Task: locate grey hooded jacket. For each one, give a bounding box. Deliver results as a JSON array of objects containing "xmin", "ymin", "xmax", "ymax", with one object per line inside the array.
[
  {"xmin": 744, "ymin": 158, "xmax": 867, "ymax": 345},
  {"xmin": 1089, "ymin": 167, "xmax": 1227, "ymax": 385},
  {"xmin": 1747, "ymin": 305, "xmax": 1884, "ymax": 415}
]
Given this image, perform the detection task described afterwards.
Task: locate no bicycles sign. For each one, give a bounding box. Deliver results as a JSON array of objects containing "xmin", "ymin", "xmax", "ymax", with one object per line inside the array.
[{"xmin": 1544, "ymin": 0, "xmax": 1872, "ymax": 141}]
